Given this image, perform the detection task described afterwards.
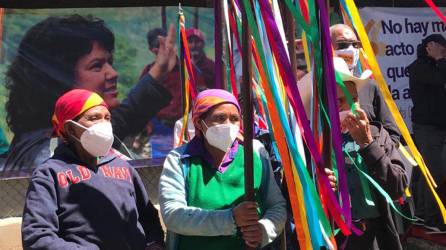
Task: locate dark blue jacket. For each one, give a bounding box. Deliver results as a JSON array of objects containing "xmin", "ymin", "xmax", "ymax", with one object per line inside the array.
[{"xmin": 21, "ymin": 143, "xmax": 164, "ymax": 250}]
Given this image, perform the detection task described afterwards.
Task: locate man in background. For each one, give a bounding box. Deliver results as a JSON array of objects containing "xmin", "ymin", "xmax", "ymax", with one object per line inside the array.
[
  {"xmin": 187, "ymin": 28, "xmax": 215, "ymax": 89},
  {"xmin": 409, "ymin": 34, "xmax": 446, "ymax": 232},
  {"xmin": 330, "ymin": 24, "xmax": 401, "ymax": 145}
]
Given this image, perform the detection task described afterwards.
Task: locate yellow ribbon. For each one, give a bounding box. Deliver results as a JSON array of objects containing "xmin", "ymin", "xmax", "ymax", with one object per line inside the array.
[
  {"xmin": 344, "ymin": 0, "xmax": 446, "ymax": 223},
  {"xmin": 291, "ymin": 157, "xmax": 313, "ymax": 250},
  {"xmin": 398, "ymin": 143, "xmax": 417, "ymax": 167},
  {"xmin": 302, "ymin": 31, "xmax": 312, "ymax": 73}
]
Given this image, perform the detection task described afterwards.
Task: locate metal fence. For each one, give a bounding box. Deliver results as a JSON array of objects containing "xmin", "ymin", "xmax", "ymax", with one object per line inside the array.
[
  {"xmin": 0, "ymin": 178, "xmax": 29, "ymax": 218},
  {"xmin": 0, "ymin": 166, "xmax": 163, "ymax": 219}
]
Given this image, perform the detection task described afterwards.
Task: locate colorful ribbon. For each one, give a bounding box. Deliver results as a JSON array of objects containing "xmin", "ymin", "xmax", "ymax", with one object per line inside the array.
[
  {"xmin": 424, "ymin": 0, "xmax": 446, "ymax": 23},
  {"xmin": 342, "ymin": 0, "xmax": 446, "ymax": 224},
  {"xmin": 178, "ymin": 6, "xmax": 198, "ymax": 146}
]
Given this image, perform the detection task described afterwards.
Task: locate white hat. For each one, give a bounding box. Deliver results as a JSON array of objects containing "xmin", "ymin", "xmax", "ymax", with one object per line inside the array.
[
  {"xmin": 296, "ymin": 58, "xmax": 372, "ymax": 118},
  {"xmin": 333, "ymin": 56, "xmax": 372, "ymax": 90}
]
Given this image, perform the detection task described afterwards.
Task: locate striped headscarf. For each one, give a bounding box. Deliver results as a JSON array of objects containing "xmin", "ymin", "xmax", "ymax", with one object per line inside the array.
[
  {"xmin": 52, "ymin": 89, "xmax": 108, "ymax": 137},
  {"xmin": 192, "ymin": 89, "xmax": 241, "ymax": 131}
]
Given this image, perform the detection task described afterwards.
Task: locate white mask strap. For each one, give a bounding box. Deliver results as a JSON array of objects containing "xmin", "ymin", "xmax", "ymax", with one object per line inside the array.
[{"xmin": 65, "ymin": 120, "xmax": 86, "ymax": 143}]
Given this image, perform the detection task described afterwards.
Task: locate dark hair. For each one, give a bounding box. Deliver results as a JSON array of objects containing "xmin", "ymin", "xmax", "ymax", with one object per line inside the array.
[
  {"xmin": 416, "ymin": 41, "xmax": 436, "ymax": 67},
  {"xmin": 416, "ymin": 43, "xmax": 428, "ymax": 59},
  {"xmin": 5, "ymin": 15, "xmax": 114, "ymax": 135},
  {"xmin": 146, "ymin": 28, "xmax": 166, "ymax": 49}
]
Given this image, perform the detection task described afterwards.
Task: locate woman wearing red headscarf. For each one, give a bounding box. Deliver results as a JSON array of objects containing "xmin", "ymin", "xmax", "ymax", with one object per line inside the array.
[
  {"xmin": 159, "ymin": 89, "xmax": 286, "ymax": 250},
  {"xmin": 22, "ymin": 89, "xmax": 164, "ymax": 250}
]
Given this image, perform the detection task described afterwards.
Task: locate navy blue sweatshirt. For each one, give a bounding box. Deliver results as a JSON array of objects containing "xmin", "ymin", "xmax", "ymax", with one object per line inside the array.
[{"xmin": 21, "ymin": 144, "xmax": 164, "ymax": 250}]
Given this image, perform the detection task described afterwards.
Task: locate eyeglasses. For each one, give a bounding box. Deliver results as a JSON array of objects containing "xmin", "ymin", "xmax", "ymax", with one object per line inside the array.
[{"xmin": 335, "ymin": 40, "xmax": 362, "ymax": 49}]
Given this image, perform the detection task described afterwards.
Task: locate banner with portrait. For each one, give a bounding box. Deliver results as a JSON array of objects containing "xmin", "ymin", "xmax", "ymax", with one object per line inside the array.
[{"xmin": 0, "ymin": 6, "xmax": 215, "ymax": 173}]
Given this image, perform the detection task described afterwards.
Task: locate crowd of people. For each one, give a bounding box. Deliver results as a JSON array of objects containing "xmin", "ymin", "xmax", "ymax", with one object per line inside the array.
[{"xmin": 0, "ymin": 12, "xmax": 444, "ymax": 250}]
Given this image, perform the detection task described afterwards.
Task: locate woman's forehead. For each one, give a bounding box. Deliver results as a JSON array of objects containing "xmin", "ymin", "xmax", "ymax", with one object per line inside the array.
[{"xmin": 206, "ymin": 103, "xmax": 239, "ymax": 116}]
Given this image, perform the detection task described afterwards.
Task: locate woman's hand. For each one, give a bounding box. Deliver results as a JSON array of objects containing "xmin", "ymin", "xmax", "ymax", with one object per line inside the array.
[
  {"xmin": 241, "ymin": 223, "xmax": 263, "ymax": 248},
  {"xmin": 232, "ymin": 201, "xmax": 259, "ymax": 227},
  {"xmin": 232, "ymin": 201, "xmax": 263, "ymax": 247},
  {"xmin": 149, "ymin": 24, "xmax": 177, "ymax": 81}
]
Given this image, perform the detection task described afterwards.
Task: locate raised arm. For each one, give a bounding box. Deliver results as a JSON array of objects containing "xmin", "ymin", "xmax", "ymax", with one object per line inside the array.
[{"xmin": 112, "ymin": 24, "xmax": 178, "ymax": 139}]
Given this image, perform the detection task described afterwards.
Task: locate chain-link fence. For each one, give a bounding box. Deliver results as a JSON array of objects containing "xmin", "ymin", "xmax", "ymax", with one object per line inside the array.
[
  {"xmin": 137, "ymin": 166, "xmax": 163, "ymax": 205},
  {"xmin": 0, "ymin": 178, "xmax": 29, "ymax": 218},
  {"xmin": 0, "ymin": 166, "xmax": 163, "ymax": 219}
]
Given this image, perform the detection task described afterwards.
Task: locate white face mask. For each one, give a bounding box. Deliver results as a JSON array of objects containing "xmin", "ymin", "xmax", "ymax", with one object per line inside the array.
[
  {"xmin": 335, "ymin": 45, "xmax": 359, "ymax": 70},
  {"xmin": 202, "ymin": 121, "xmax": 240, "ymax": 152},
  {"xmin": 68, "ymin": 120, "xmax": 114, "ymax": 157}
]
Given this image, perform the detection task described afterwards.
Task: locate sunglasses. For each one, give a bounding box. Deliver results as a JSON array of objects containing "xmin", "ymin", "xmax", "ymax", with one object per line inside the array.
[{"xmin": 336, "ymin": 40, "xmax": 362, "ymax": 49}]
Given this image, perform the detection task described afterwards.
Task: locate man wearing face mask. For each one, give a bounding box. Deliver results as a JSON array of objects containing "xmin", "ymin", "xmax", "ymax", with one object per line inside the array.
[
  {"xmin": 329, "ymin": 57, "xmax": 407, "ymax": 250},
  {"xmin": 159, "ymin": 89, "xmax": 286, "ymax": 250},
  {"xmin": 21, "ymin": 89, "xmax": 165, "ymax": 250},
  {"xmin": 329, "ymin": 24, "xmax": 401, "ymax": 145}
]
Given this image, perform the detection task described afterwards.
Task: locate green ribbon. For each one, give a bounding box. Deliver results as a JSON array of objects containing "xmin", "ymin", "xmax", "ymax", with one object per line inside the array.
[
  {"xmin": 345, "ymin": 147, "xmax": 376, "ymax": 206},
  {"xmin": 225, "ymin": 42, "xmax": 233, "ymax": 92},
  {"xmin": 344, "ymin": 149, "xmax": 416, "ymax": 221}
]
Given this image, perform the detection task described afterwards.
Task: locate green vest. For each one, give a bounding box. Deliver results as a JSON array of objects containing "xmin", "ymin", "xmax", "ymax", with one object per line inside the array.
[{"xmin": 178, "ymin": 145, "xmax": 263, "ymax": 250}]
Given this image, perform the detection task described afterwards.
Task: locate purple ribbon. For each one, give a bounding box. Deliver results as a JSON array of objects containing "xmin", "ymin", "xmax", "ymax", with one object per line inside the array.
[
  {"xmin": 315, "ymin": 0, "xmax": 354, "ymax": 231},
  {"xmin": 214, "ymin": 0, "xmax": 223, "ymax": 89}
]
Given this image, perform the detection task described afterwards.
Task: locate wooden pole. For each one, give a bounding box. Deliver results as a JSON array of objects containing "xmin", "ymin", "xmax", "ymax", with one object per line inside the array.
[
  {"xmin": 240, "ymin": 0, "xmax": 254, "ymax": 205},
  {"xmin": 279, "ymin": 3, "xmax": 296, "ymax": 249},
  {"xmin": 220, "ymin": 0, "xmax": 227, "ymax": 89},
  {"xmin": 214, "ymin": 0, "xmax": 224, "ymax": 89},
  {"xmin": 0, "ymin": 9, "xmax": 4, "ymax": 62},
  {"xmin": 179, "ymin": 15, "xmax": 186, "ymax": 123},
  {"xmin": 316, "ymin": 0, "xmax": 333, "ymax": 172},
  {"xmin": 161, "ymin": 6, "xmax": 167, "ymax": 31},
  {"xmin": 316, "ymin": 1, "xmax": 335, "ymax": 239},
  {"xmin": 282, "ymin": 2, "xmax": 297, "ymax": 80},
  {"xmin": 239, "ymin": 0, "xmax": 255, "ymax": 243},
  {"xmin": 194, "ymin": 7, "xmax": 199, "ymax": 28},
  {"xmin": 326, "ymin": 0, "xmax": 331, "ymax": 23}
]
